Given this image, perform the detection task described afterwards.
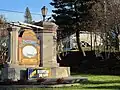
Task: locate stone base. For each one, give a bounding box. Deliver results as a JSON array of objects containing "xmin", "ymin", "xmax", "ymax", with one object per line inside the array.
[
  {"xmin": 1, "ymin": 66, "xmax": 70, "ymax": 81},
  {"xmin": 0, "ymin": 77, "xmax": 88, "ymax": 87},
  {"xmin": 1, "ymin": 67, "xmax": 27, "ymax": 81},
  {"xmin": 51, "ymin": 67, "xmax": 70, "ymax": 78}
]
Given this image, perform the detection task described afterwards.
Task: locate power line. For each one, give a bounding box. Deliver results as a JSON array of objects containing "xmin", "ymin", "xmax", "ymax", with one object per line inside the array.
[{"xmin": 0, "ymin": 8, "xmax": 51, "ymax": 16}]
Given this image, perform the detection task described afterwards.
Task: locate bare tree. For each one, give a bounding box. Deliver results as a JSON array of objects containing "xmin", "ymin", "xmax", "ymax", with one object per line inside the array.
[
  {"xmin": 0, "ymin": 15, "xmax": 8, "ymax": 64},
  {"xmin": 90, "ymin": 0, "xmax": 120, "ymax": 59}
]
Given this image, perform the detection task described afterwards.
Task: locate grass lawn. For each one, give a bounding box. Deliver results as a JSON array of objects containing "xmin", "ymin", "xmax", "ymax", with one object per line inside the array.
[{"xmin": 17, "ymin": 74, "xmax": 120, "ymax": 90}]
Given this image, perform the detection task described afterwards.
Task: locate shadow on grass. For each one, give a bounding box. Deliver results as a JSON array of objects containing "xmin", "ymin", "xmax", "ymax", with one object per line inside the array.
[
  {"xmin": 85, "ymin": 80, "xmax": 120, "ymax": 84},
  {"xmin": 81, "ymin": 80, "xmax": 120, "ymax": 89},
  {"xmin": 85, "ymin": 85, "xmax": 120, "ymax": 89},
  {"xmin": 0, "ymin": 87, "xmax": 19, "ymax": 90}
]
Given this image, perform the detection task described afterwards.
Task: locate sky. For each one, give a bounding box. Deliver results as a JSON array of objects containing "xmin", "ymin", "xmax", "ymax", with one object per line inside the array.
[{"xmin": 0, "ymin": 0, "xmax": 53, "ymax": 22}]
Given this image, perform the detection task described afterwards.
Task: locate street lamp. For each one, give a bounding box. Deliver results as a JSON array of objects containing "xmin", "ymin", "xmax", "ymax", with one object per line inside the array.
[{"xmin": 41, "ymin": 6, "xmax": 48, "ymax": 21}]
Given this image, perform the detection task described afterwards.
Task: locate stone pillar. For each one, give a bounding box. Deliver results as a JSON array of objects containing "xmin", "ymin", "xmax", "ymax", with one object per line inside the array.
[
  {"xmin": 1, "ymin": 27, "xmax": 21, "ymax": 81},
  {"xmin": 10, "ymin": 27, "xmax": 19, "ymax": 64},
  {"xmin": 40, "ymin": 22, "xmax": 59, "ymax": 67}
]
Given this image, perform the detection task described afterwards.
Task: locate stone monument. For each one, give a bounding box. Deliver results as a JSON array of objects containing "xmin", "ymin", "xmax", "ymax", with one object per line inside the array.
[{"xmin": 1, "ymin": 22, "xmax": 70, "ymax": 81}]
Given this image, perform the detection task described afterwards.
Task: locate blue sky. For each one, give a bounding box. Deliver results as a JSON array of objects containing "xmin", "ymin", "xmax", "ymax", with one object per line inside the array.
[{"xmin": 0, "ymin": 0, "xmax": 53, "ymax": 22}]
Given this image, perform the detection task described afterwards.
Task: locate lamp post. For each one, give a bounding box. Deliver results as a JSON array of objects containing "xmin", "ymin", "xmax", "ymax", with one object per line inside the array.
[{"xmin": 41, "ymin": 6, "xmax": 48, "ymax": 21}]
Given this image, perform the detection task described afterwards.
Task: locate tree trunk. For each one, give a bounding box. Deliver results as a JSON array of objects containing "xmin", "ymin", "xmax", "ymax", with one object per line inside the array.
[
  {"xmin": 90, "ymin": 31, "xmax": 92, "ymax": 51},
  {"xmin": 76, "ymin": 30, "xmax": 86, "ymax": 56},
  {"xmin": 74, "ymin": 1, "xmax": 86, "ymax": 56},
  {"xmin": 116, "ymin": 35, "xmax": 119, "ymax": 51}
]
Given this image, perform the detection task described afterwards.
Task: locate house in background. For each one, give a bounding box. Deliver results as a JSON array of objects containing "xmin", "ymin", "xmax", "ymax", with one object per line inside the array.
[{"xmin": 61, "ymin": 31, "xmax": 103, "ymax": 50}]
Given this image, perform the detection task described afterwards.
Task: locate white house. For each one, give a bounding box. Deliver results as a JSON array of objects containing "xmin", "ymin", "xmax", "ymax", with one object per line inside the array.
[{"xmin": 61, "ymin": 31, "xmax": 103, "ymax": 50}]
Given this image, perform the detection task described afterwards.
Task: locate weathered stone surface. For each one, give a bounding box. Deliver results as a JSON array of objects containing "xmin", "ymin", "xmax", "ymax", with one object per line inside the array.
[
  {"xmin": 51, "ymin": 67, "xmax": 70, "ymax": 78},
  {"xmin": 1, "ymin": 67, "xmax": 27, "ymax": 81},
  {"xmin": 10, "ymin": 27, "xmax": 19, "ymax": 64},
  {"xmin": 40, "ymin": 22, "xmax": 59, "ymax": 67},
  {"xmin": 1, "ymin": 68, "xmax": 15, "ymax": 80},
  {"xmin": 1, "ymin": 22, "xmax": 71, "ymax": 81},
  {"xmin": 1, "ymin": 66, "xmax": 70, "ymax": 81}
]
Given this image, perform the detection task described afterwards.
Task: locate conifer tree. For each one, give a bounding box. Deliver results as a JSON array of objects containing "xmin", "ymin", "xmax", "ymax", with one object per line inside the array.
[
  {"xmin": 50, "ymin": 0, "xmax": 96, "ymax": 55},
  {"xmin": 24, "ymin": 7, "xmax": 32, "ymax": 24}
]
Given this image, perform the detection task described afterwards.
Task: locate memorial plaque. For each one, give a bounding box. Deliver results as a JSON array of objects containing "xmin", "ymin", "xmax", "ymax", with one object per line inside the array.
[{"xmin": 18, "ymin": 29, "xmax": 40, "ymax": 65}]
